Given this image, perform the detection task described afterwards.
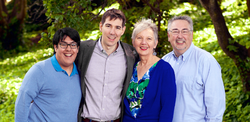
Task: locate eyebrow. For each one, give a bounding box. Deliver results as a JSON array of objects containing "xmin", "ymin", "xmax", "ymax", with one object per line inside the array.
[
  {"xmin": 105, "ymin": 23, "xmax": 122, "ymax": 28},
  {"xmin": 105, "ymin": 23, "xmax": 111, "ymax": 26},
  {"xmin": 171, "ymin": 28, "xmax": 189, "ymax": 30},
  {"xmin": 61, "ymin": 41, "xmax": 76, "ymax": 44},
  {"xmin": 136, "ymin": 35, "xmax": 153, "ymax": 38}
]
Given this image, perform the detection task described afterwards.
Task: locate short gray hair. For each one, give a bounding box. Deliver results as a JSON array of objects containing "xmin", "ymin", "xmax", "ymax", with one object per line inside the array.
[
  {"xmin": 131, "ymin": 18, "xmax": 158, "ymax": 43},
  {"xmin": 167, "ymin": 15, "xmax": 193, "ymax": 31}
]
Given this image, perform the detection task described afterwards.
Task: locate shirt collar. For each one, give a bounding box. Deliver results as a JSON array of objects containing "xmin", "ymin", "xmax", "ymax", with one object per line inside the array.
[
  {"xmin": 97, "ymin": 38, "xmax": 121, "ymax": 54},
  {"xmin": 172, "ymin": 42, "xmax": 194, "ymax": 61},
  {"xmin": 51, "ymin": 55, "xmax": 78, "ymax": 76}
]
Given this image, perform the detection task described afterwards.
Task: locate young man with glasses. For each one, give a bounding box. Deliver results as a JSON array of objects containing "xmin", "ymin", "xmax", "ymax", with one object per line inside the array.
[
  {"xmin": 15, "ymin": 27, "xmax": 81, "ymax": 122},
  {"xmin": 162, "ymin": 15, "xmax": 226, "ymax": 122},
  {"xmin": 75, "ymin": 8, "xmax": 138, "ymax": 122}
]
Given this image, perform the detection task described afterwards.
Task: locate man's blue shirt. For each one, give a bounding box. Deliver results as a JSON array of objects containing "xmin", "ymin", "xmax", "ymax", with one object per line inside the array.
[
  {"xmin": 51, "ymin": 54, "xmax": 78, "ymax": 76},
  {"xmin": 15, "ymin": 55, "xmax": 81, "ymax": 122},
  {"xmin": 162, "ymin": 43, "xmax": 225, "ymax": 122}
]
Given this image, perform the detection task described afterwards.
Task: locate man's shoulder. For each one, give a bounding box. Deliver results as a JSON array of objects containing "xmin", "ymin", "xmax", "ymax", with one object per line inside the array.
[
  {"xmin": 34, "ymin": 58, "xmax": 51, "ymax": 68},
  {"xmin": 79, "ymin": 40, "xmax": 97, "ymax": 52},
  {"xmin": 164, "ymin": 52, "xmax": 173, "ymax": 57},
  {"xmin": 120, "ymin": 41, "xmax": 134, "ymax": 49},
  {"xmin": 26, "ymin": 58, "xmax": 51, "ymax": 76},
  {"xmin": 120, "ymin": 41, "xmax": 132, "ymax": 46},
  {"xmin": 162, "ymin": 51, "xmax": 174, "ymax": 60},
  {"xmin": 193, "ymin": 46, "xmax": 215, "ymax": 59},
  {"xmin": 192, "ymin": 46, "xmax": 220, "ymax": 67},
  {"xmin": 120, "ymin": 41, "xmax": 139, "ymax": 61},
  {"xmin": 80, "ymin": 40, "xmax": 96, "ymax": 45}
]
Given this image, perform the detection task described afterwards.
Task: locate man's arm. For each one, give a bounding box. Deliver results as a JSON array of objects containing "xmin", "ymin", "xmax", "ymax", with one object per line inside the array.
[
  {"xmin": 201, "ymin": 56, "xmax": 226, "ymax": 122},
  {"xmin": 15, "ymin": 64, "xmax": 43, "ymax": 122}
]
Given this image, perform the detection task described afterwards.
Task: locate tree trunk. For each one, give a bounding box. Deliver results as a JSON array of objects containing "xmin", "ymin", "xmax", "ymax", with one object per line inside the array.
[
  {"xmin": 0, "ymin": 0, "xmax": 7, "ymax": 36},
  {"xmin": 247, "ymin": 0, "xmax": 250, "ymax": 17},
  {"xmin": 0, "ymin": 0, "xmax": 26, "ymax": 50},
  {"xmin": 199, "ymin": 0, "xmax": 250, "ymax": 92}
]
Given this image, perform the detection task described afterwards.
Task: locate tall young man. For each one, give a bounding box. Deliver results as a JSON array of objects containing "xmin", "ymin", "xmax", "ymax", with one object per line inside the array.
[{"xmin": 76, "ymin": 8, "xmax": 138, "ymax": 122}]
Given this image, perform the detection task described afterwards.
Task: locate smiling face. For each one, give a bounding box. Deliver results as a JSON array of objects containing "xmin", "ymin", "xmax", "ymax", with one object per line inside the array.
[
  {"xmin": 133, "ymin": 28, "xmax": 158, "ymax": 57},
  {"xmin": 168, "ymin": 20, "xmax": 193, "ymax": 57},
  {"xmin": 100, "ymin": 17, "xmax": 126, "ymax": 50},
  {"xmin": 54, "ymin": 36, "xmax": 79, "ymax": 70}
]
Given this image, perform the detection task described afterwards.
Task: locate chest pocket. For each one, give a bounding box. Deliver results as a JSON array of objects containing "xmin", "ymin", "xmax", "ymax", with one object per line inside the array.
[
  {"xmin": 194, "ymin": 75, "xmax": 204, "ymax": 93},
  {"xmin": 176, "ymin": 74, "xmax": 204, "ymax": 94}
]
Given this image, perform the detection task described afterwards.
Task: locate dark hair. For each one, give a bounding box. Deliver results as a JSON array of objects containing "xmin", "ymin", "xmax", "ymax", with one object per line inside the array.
[
  {"xmin": 101, "ymin": 8, "xmax": 126, "ymax": 27},
  {"xmin": 53, "ymin": 27, "xmax": 80, "ymax": 54}
]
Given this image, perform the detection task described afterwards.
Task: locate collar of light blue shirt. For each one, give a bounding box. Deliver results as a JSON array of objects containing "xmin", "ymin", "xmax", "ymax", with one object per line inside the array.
[
  {"xmin": 51, "ymin": 54, "xmax": 78, "ymax": 76},
  {"xmin": 97, "ymin": 38, "xmax": 121, "ymax": 53},
  {"xmin": 172, "ymin": 42, "xmax": 194, "ymax": 62}
]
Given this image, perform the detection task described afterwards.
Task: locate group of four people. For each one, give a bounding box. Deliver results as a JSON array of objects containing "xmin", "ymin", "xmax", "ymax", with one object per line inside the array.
[{"xmin": 15, "ymin": 8, "xmax": 225, "ymax": 122}]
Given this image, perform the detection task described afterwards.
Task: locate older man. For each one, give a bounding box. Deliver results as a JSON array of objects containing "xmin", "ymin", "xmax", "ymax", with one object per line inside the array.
[{"xmin": 162, "ymin": 15, "xmax": 225, "ymax": 122}]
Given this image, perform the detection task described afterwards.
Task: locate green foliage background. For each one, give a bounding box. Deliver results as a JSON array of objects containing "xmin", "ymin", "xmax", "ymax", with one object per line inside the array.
[{"xmin": 0, "ymin": 0, "xmax": 250, "ymax": 121}]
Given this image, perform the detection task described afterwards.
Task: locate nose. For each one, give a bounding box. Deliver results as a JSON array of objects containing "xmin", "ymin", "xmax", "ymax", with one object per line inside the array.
[
  {"xmin": 177, "ymin": 32, "xmax": 184, "ymax": 38},
  {"xmin": 110, "ymin": 27, "xmax": 115, "ymax": 35},
  {"xmin": 141, "ymin": 38, "xmax": 147, "ymax": 44},
  {"xmin": 65, "ymin": 44, "xmax": 71, "ymax": 50}
]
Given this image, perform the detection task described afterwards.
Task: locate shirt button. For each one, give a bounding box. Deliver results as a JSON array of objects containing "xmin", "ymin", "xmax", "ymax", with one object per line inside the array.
[
  {"xmin": 104, "ymin": 96, "xmax": 106, "ymax": 98},
  {"xmin": 103, "ymin": 108, "xmax": 105, "ymax": 110}
]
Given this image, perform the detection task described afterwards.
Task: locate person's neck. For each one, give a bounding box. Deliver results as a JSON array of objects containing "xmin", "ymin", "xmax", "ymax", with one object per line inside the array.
[
  {"xmin": 102, "ymin": 42, "xmax": 118, "ymax": 56},
  {"xmin": 136, "ymin": 55, "xmax": 160, "ymax": 80},
  {"xmin": 61, "ymin": 64, "xmax": 73, "ymax": 76},
  {"xmin": 139, "ymin": 55, "xmax": 160, "ymax": 66},
  {"xmin": 174, "ymin": 50, "xmax": 183, "ymax": 58}
]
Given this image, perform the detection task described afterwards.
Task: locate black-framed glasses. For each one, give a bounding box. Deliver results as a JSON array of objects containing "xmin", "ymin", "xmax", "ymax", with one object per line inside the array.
[
  {"xmin": 59, "ymin": 42, "xmax": 78, "ymax": 49},
  {"xmin": 169, "ymin": 29, "xmax": 192, "ymax": 35}
]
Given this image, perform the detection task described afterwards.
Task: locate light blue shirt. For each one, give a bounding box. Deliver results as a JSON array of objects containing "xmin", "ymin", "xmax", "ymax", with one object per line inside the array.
[
  {"xmin": 15, "ymin": 55, "xmax": 81, "ymax": 122},
  {"xmin": 162, "ymin": 43, "xmax": 225, "ymax": 122},
  {"xmin": 51, "ymin": 54, "xmax": 78, "ymax": 76}
]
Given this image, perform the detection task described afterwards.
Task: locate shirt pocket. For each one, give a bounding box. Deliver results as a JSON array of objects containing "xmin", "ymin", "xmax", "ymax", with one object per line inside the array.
[
  {"xmin": 176, "ymin": 75, "xmax": 193, "ymax": 94},
  {"xmin": 193, "ymin": 75, "xmax": 204, "ymax": 93},
  {"xmin": 176, "ymin": 75, "xmax": 204, "ymax": 95}
]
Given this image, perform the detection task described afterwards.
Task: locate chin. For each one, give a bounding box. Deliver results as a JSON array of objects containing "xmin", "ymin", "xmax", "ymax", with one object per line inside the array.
[
  {"xmin": 175, "ymin": 46, "xmax": 186, "ymax": 50},
  {"xmin": 138, "ymin": 53, "xmax": 150, "ymax": 57}
]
